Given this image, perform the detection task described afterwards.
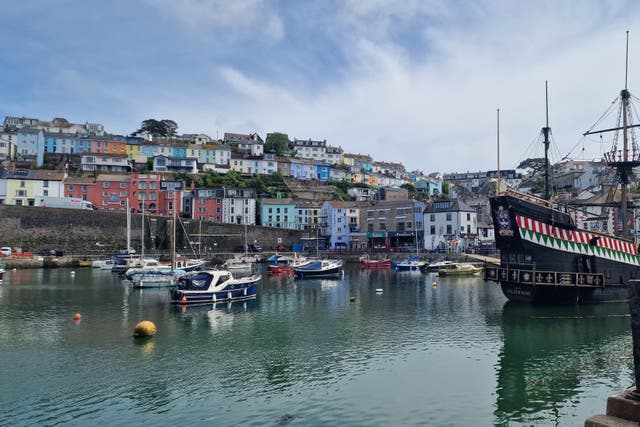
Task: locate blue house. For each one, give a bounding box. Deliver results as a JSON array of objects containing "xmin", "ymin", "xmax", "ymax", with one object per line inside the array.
[
  {"xmin": 316, "ymin": 164, "xmax": 331, "ymax": 181},
  {"xmin": 290, "ymin": 161, "xmax": 315, "ymax": 180}
]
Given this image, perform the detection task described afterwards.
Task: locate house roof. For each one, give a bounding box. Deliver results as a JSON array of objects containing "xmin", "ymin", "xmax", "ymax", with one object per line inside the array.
[
  {"xmin": 260, "ymin": 197, "xmax": 295, "ymax": 205},
  {"xmin": 423, "ymin": 198, "xmax": 475, "ymax": 213}
]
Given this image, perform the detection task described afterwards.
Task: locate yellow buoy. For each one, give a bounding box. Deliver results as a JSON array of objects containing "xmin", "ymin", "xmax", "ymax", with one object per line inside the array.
[
  {"xmin": 133, "ymin": 321, "xmax": 157, "ymax": 337},
  {"xmin": 432, "ymin": 282, "xmax": 437, "ymax": 288}
]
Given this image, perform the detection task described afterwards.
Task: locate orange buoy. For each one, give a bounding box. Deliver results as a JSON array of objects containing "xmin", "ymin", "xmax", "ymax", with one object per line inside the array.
[
  {"xmin": 133, "ymin": 320, "xmax": 157, "ymax": 337},
  {"xmin": 181, "ymin": 296, "xmax": 187, "ymax": 303},
  {"xmin": 73, "ymin": 313, "xmax": 81, "ymax": 320}
]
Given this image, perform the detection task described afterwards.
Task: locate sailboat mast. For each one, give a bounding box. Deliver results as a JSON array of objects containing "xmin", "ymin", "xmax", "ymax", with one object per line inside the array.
[
  {"xmin": 141, "ymin": 202, "xmax": 145, "ymax": 259},
  {"xmin": 496, "ymin": 108, "xmax": 501, "ymax": 194},
  {"xmin": 622, "ymin": 30, "xmax": 631, "ymax": 238},
  {"xmin": 126, "ymin": 199, "xmax": 131, "ymax": 254},
  {"xmin": 171, "ymin": 193, "xmax": 176, "ymax": 270},
  {"xmin": 542, "ymin": 81, "xmax": 551, "ymax": 201}
]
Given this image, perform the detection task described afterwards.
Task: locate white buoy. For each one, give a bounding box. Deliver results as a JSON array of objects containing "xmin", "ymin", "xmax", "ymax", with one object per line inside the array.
[
  {"xmin": 71, "ymin": 271, "xmax": 76, "ymax": 276},
  {"xmin": 375, "ymin": 288, "xmax": 383, "ymax": 293}
]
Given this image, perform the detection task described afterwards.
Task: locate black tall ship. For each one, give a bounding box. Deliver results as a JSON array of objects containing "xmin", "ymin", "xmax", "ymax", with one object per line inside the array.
[{"xmin": 485, "ymin": 33, "xmax": 640, "ymax": 304}]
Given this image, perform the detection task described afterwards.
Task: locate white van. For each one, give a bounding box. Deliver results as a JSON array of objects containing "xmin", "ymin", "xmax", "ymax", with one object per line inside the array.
[{"xmin": 0, "ymin": 247, "xmax": 11, "ymax": 257}]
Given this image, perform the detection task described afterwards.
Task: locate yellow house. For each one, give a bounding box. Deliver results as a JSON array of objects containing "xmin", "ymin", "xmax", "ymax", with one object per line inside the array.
[
  {"xmin": 4, "ymin": 170, "xmax": 66, "ymax": 206},
  {"xmin": 230, "ymin": 157, "xmax": 250, "ymax": 174},
  {"xmin": 125, "ymin": 142, "xmax": 141, "ymax": 158}
]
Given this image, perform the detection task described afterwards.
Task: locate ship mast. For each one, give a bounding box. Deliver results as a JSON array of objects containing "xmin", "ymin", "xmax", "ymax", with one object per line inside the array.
[
  {"xmin": 582, "ymin": 31, "xmax": 640, "ymax": 239},
  {"xmin": 542, "ymin": 81, "xmax": 551, "ymax": 201},
  {"xmin": 621, "ymin": 31, "xmax": 631, "ymax": 238}
]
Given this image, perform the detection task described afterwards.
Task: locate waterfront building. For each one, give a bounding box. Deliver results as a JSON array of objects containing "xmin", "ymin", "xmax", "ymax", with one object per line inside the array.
[
  {"xmin": 359, "ymin": 199, "xmax": 425, "ymax": 250},
  {"xmin": 260, "ymin": 197, "xmax": 296, "ymax": 229},
  {"xmin": 321, "ymin": 201, "xmax": 358, "ymax": 248},
  {"xmin": 152, "ymin": 155, "xmax": 198, "ymax": 174},
  {"xmin": 193, "ymin": 188, "xmax": 224, "ymax": 222},
  {"xmin": 223, "ymin": 187, "xmax": 256, "ymax": 225},
  {"xmin": 294, "ymin": 200, "xmax": 323, "ymax": 230},
  {"xmin": 64, "ymin": 176, "xmax": 97, "ymax": 203},
  {"xmin": 89, "ymin": 174, "xmax": 131, "ymax": 212},
  {"xmin": 0, "ymin": 169, "xmax": 66, "ymax": 206},
  {"xmin": 81, "ymin": 153, "xmax": 132, "ymax": 173},
  {"xmin": 423, "ymin": 198, "xmax": 477, "ymax": 252}
]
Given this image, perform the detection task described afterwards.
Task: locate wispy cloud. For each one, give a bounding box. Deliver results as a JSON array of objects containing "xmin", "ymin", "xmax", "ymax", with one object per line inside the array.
[{"xmin": 144, "ymin": 0, "xmax": 284, "ymax": 42}]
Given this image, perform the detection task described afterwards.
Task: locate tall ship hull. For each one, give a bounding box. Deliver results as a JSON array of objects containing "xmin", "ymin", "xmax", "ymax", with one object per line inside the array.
[{"xmin": 486, "ymin": 192, "xmax": 637, "ymax": 304}]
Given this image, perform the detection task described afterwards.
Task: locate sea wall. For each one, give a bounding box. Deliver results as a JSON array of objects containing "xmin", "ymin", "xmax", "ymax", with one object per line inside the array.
[{"xmin": 0, "ymin": 205, "xmax": 303, "ymax": 256}]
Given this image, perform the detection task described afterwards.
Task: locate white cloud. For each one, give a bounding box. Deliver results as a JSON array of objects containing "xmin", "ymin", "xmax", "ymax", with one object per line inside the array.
[{"xmin": 145, "ymin": 0, "xmax": 284, "ymax": 42}]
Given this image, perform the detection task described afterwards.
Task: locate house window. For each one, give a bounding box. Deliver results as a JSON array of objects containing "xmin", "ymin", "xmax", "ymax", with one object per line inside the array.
[
  {"xmin": 43, "ymin": 190, "xmax": 48, "ymax": 196},
  {"xmin": 430, "ymin": 214, "xmax": 435, "ymax": 222},
  {"xmin": 43, "ymin": 181, "xmax": 49, "ymax": 188},
  {"xmin": 430, "ymin": 225, "xmax": 436, "ymax": 234},
  {"xmin": 446, "ymin": 225, "xmax": 452, "ymax": 234},
  {"xmin": 120, "ymin": 182, "xmax": 127, "ymax": 189},
  {"xmin": 446, "ymin": 213, "xmax": 452, "ymax": 221},
  {"xmin": 103, "ymin": 182, "xmax": 111, "ymax": 188},
  {"xmin": 467, "ymin": 213, "xmax": 471, "ymax": 221}
]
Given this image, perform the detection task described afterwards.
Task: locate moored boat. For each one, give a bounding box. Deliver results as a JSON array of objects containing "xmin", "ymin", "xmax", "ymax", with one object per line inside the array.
[
  {"xmin": 170, "ymin": 270, "xmax": 260, "ymax": 304},
  {"xmin": 394, "ymin": 256, "xmax": 426, "ymax": 271},
  {"xmin": 267, "ymin": 254, "xmax": 309, "ymax": 272},
  {"xmin": 0, "ymin": 262, "xmax": 5, "ymax": 283},
  {"xmin": 293, "ymin": 259, "xmax": 343, "ymax": 278},
  {"xmin": 359, "ymin": 255, "xmax": 392, "ymax": 268},
  {"xmin": 131, "ymin": 269, "xmax": 184, "ymax": 288},
  {"xmin": 424, "ymin": 260, "xmax": 456, "ymax": 272},
  {"xmin": 437, "ymin": 263, "xmax": 483, "ymax": 277}
]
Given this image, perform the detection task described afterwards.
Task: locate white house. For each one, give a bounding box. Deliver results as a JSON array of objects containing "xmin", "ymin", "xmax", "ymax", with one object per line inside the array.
[
  {"xmin": 423, "ymin": 199, "xmax": 477, "ymax": 252},
  {"xmin": 321, "ymin": 200, "xmax": 357, "ymax": 248},
  {"xmin": 222, "ymin": 187, "xmax": 256, "ymax": 225}
]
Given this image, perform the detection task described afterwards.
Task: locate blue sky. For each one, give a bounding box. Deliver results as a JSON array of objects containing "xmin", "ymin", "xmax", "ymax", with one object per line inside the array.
[{"xmin": 2, "ymin": 0, "xmax": 640, "ymax": 173}]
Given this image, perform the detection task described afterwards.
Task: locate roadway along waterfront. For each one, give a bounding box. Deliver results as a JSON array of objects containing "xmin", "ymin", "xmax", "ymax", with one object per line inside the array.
[{"xmin": 0, "ymin": 265, "xmax": 633, "ymax": 425}]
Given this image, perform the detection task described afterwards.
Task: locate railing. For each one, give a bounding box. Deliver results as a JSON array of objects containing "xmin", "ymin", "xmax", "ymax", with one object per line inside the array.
[
  {"xmin": 503, "ymin": 188, "xmax": 558, "ymax": 210},
  {"xmin": 603, "ymin": 149, "xmax": 640, "ymax": 163}
]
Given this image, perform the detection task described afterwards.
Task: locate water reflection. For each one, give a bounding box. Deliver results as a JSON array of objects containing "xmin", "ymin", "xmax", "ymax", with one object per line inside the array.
[{"xmin": 493, "ymin": 302, "xmax": 633, "ymax": 425}]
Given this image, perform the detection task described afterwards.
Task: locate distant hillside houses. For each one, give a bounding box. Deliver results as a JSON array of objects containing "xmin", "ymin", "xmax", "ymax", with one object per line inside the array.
[{"xmin": 11, "ymin": 113, "xmax": 634, "ymax": 251}]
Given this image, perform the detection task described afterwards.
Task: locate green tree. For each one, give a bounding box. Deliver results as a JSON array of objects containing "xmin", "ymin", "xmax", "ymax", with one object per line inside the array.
[
  {"xmin": 265, "ymin": 132, "xmax": 293, "ymax": 156},
  {"xmin": 517, "ymin": 158, "xmax": 548, "ymax": 178},
  {"xmin": 134, "ymin": 119, "xmax": 178, "ymax": 137}
]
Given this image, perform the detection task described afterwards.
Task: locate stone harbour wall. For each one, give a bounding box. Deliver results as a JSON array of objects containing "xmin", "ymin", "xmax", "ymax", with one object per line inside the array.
[{"xmin": 0, "ymin": 205, "xmax": 303, "ymax": 256}]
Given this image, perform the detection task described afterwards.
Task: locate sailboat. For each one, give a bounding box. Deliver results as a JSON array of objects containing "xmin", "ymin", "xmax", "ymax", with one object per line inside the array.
[
  {"xmin": 223, "ymin": 219, "xmax": 257, "ymax": 273},
  {"xmin": 394, "ymin": 223, "xmax": 426, "ymax": 271},
  {"xmin": 485, "ymin": 33, "xmax": 640, "ymax": 304},
  {"xmin": 130, "ymin": 197, "xmax": 187, "ymax": 288}
]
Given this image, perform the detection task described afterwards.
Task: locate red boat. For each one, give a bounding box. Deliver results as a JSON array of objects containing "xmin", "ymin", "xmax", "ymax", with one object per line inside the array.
[
  {"xmin": 359, "ymin": 257, "xmax": 392, "ymax": 268},
  {"xmin": 268, "ymin": 265, "xmax": 293, "ymax": 273}
]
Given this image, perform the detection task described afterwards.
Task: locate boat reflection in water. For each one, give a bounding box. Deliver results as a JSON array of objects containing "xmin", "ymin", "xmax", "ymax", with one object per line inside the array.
[
  {"xmin": 171, "ymin": 299, "xmax": 259, "ymax": 333},
  {"xmin": 493, "ymin": 302, "xmax": 633, "ymax": 425}
]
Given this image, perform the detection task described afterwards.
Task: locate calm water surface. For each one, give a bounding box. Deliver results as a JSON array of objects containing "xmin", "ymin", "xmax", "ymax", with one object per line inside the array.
[{"xmin": 0, "ymin": 266, "xmax": 633, "ymax": 426}]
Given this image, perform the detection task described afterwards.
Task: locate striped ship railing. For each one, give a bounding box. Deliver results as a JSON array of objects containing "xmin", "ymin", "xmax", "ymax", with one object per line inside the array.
[{"xmin": 485, "ymin": 266, "xmax": 605, "ymax": 288}]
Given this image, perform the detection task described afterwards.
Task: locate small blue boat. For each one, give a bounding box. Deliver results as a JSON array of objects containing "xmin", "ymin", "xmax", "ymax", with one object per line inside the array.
[
  {"xmin": 293, "ymin": 259, "xmax": 343, "ymax": 278},
  {"xmin": 170, "ymin": 270, "xmax": 260, "ymax": 304}
]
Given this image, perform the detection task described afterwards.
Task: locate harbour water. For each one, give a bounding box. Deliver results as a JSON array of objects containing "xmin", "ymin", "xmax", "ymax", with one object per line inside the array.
[{"xmin": 0, "ymin": 266, "xmax": 633, "ymax": 426}]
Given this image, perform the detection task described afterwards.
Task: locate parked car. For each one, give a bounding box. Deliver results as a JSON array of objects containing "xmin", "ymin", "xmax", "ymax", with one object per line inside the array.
[
  {"xmin": 41, "ymin": 249, "xmax": 64, "ymax": 256},
  {"xmin": 248, "ymin": 244, "xmax": 262, "ymax": 253},
  {"xmin": 0, "ymin": 247, "xmax": 11, "ymax": 257}
]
